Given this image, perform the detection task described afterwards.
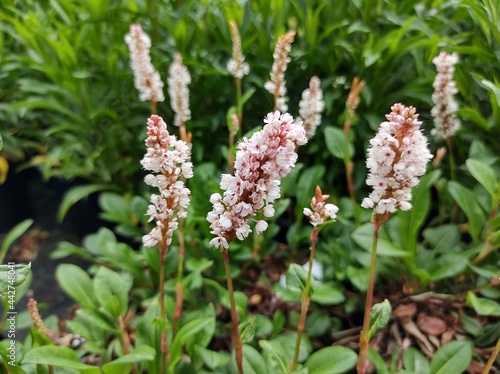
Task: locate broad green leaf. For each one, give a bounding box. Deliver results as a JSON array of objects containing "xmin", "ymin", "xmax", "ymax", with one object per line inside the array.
[
  {"xmin": 0, "ymin": 219, "xmax": 33, "ymax": 262},
  {"xmin": 448, "ymin": 181, "xmax": 486, "ymax": 242},
  {"xmin": 271, "ymin": 332, "xmax": 312, "ymax": 363},
  {"xmin": 467, "ymin": 292, "xmax": 500, "ymax": 316},
  {"xmin": 240, "ymin": 344, "xmax": 268, "ymax": 374},
  {"xmin": 429, "ymin": 254, "xmax": 468, "ymax": 281},
  {"xmin": 352, "ymin": 223, "xmax": 409, "ymax": 257},
  {"xmin": 466, "ymin": 159, "xmax": 498, "ymax": 197},
  {"xmin": 259, "ymin": 339, "xmax": 288, "ymax": 373},
  {"xmin": 305, "ymin": 309, "xmax": 331, "ymax": 336},
  {"xmin": 58, "ymin": 184, "xmax": 108, "ymax": 222},
  {"xmin": 94, "ymin": 266, "xmax": 130, "ymax": 318},
  {"xmin": 429, "ymin": 340, "xmax": 472, "ymax": 374},
  {"xmin": 346, "ymin": 265, "xmax": 370, "ymax": 292},
  {"xmin": 480, "ymin": 79, "xmax": 500, "ymax": 110},
  {"xmin": 55, "ymin": 264, "xmax": 96, "ymax": 308},
  {"xmin": 368, "ymin": 347, "xmax": 389, "ymax": 374},
  {"xmin": 99, "ymin": 192, "xmax": 132, "ymax": 224},
  {"xmin": 286, "ymin": 263, "xmax": 309, "ymax": 294},
  {"xmin": 369, "ymin": 299, "xmax": 392, "ymax": 339},
  {"xmin": 324, "ymin": 126, "xmax": 351, "ymax": 161},
  {"xmin": 423, "ymin": 224, "xmax": 461, "ymax": 254},
  {"xmin": 397, "ymin": 170, "xmax": 441, "ymax": 256},
  {"xmin": 0, "ymin": 341, "xmax": 25, "ymax": 374},
  {"xmin": 169, "ymin": 318, "xmax": 213, "ymax": 370},
  {"xmin": 304, "ymin": 346, "xmax": 357, "ymax": 374},
  {"xmin": 403, "ymin": 347, "xmax": 430, "ymax": 374},
  {"xmin": 457, "ymin": 107, "xmax": 490, "ymax": 130},
  {"xmin": 196, "ymin": 346, "xmax": 229, "ymax": 370},
  {"xmin": 0, "ymin": 263, "xmax": 31, "ymax": 297},
  {"xmin": 296, "ymin": 165, "xmax": 325, "ymax": 211},
  {"xmin": 76, "ymin": 307, "xmax": 118, "ymax": 332},
  {"xmin": 310, "ymin": 282, "xmax": 345, "ymax": 305},
  {"xmin": 21, "ymin": 346, "xmax": 98, "ymax": 370},
  {"xmin": 101, "ymin": 345, "xmax": 155, "ymax": 373}
]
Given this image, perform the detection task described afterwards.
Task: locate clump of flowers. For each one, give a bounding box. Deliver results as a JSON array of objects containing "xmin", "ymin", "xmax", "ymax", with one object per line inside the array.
[
  {"xmin": 361, "ymin": 103, "xmax": 433, "ymax": 219},
  {"xmin": 207, "ymin": 111, "xmax": 307, "ymax": 250},
  {"xmin": 431, "ymin": 51, "xmax": 460, "ymax": 140},
  {"xmin": 141, "ymin": 114, "xmax": 193, "ymax": 249},
  {"xmin": 264, "ymin": 31, "xmax": 296, "ymax": 112},
  {"xmin": 298, "ymin": 76, "xmax": 324, "ymax": 138},
  {"xmin": 168, "ymin": 53, "xmax": 192, "ymax": 130},
  {"xmin": 124, "ymin": 24, "xmax": 165, "ymax": 106},
  {"xmin": 227, "ymin": 20, "xmax": 250, "ymax": 79},
  {"xmin": 303, "ymin": 185, "xmax": 339, "ymax": 226}
]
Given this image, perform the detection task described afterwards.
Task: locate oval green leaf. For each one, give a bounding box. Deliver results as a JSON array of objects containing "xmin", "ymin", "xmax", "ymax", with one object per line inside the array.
[
  {"xmin": 429, "ymin": 340, "xmax": 472, "ymax": 374},
  {"xmin": 304, "ymin": 346, "xmax": 357, "ymax": 374}
]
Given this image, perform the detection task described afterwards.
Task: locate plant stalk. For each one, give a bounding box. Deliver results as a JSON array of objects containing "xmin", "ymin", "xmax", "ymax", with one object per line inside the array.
[
  {"xmin": 482, "ymin": 337, "xmax": 500, "ymax": 374},
  {"xmin": 289, "ymin": 228, "xmax": 319, "ymax": 372},
  {"xmin": 222, "ymin": 248, "xmax": 244, "ymax": 374},
  {"xmin": 357, "ymin": 219, "xmax": 380, "ymax": 374},
  {"xmin": 172, "ymin": 221, "xmax": 186, "ymax": 334},
  {"xmin": 159, "ymin": 244, "xmax": 168, "ymax": 374}
]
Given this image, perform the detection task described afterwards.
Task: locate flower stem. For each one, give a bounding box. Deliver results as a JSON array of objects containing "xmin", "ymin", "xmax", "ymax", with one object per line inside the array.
[
  {"xmin": 172, "ymin": 221, "xmax": 186, "ymax": 335},
  {"xmin": 159, "ymin": 245, "xmax": 169, "ymax": 374},
  {"xmin": 482, "ymin": 337, "xmax": 500, "ymax": 374},
  {"xmin": 357, "ymin": 219, "xmax": 380, "ymax": 374},
  {"xmin": 289, "ymin": 228, "xmax": 319, "ymax": 372},
  {"xmin": 222, "ymin": 248, "xmax": 244, "ymax": 374}
]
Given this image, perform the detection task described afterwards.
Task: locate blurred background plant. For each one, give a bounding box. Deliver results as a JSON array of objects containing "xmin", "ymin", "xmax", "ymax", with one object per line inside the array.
[{"xmin": 1, "ymin": 0, "xmax": 499, "ymax": 372}]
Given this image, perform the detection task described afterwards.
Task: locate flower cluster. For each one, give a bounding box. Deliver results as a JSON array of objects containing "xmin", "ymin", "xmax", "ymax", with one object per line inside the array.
[
  {"xmin": 298, "ymin": 76, "xmax": 324, "ymax": 137},
  {"xmin": 207, "ymin": 111, "xmax": 307, "ymax": 250},
  {"xmin": 361, "ymin": 104, "xmax": 432, "ymax": 215},
  {"xmin": 264, "ymin": 31, "xmax": 295, "ymax": 112},
  {"xmin": 227, "ymin": 21, "xmax": 250, "ymax": 79},
  {"xmin": 168, "ymin": 53, "xmax": 192, "ymax": 128},
  {"xmin": 303, "ymin": 185, "xmax": 339, "ymax": 226},
  {"xmin": 124, "ymin": 24, "xmax": 165, "ymax": 103},
  {"xmin": 141, "ymin": 115, "xmax": 193, "ymax": 248},
  {"xmin": 431, "ymin": 52, "xmax": 460, "ymax": 140}
]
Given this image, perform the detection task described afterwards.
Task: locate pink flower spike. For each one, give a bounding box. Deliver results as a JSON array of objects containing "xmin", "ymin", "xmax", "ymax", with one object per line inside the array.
[
  {"xmin": 207, "ymin": 111, "xmax": 307, "ymax": 250},
  {"xmin": 361, "ymin": 104, "xmax": 432, "ymax": 217},
  {"xmin": 141, "ymin": 115, "xmax": 193, "ymax": 248},
  {"xmin": 125, "ymin": 24, "xmax": 165, "ymax": 104},
  {"xmin": 431, "ymin": 52, "xmax": 460, "ymax": 140},
  {"xmin": 168, "ymin": 53, "xmax": 192, "ymax": 128},
  {"xmin": 298, "ymin": 76, "xmax": 325, "ymax": 138}
]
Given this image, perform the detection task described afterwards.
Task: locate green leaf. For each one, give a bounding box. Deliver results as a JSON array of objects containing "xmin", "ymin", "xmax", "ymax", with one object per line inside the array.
[
  {"xmin": 324, "ymin": 126, "xmax": 351, "ymax": 161},
  {"xmin": 240, "ymin": 344, "xmax": 268, "ymax": 374},
  {"xmin": 196, "ymin": 346, "xmax": 229, "ymax": 370},
  {"xmin": 169, "ymin": 318, "xmax": 213, "ymax": 370},
  {"xmin": 352, "ymin": 223, "xmax": 409, "ymax": 257},
  {"xmin": 296, "ymin": 165, "xmax": 325, "ymax": 211},
  {"xmin": 76, "ymin": 307, "xmax": 118, "ymax": 332},
  {"xmin": 0, "ymin": 341, "xmax": 25, "ymax": 374},
  {"xmin": 448, "ymin": 181, "xmax": 486, "ymax": 242},
  {"xmin": 286, "ymin": 263, "xmax": 309, "ymax": 294},
  {"xmin": 93, "ymin": 266, "xmax": 130, "ymax": 318},
  {"xmin": 21, "ymin": 345, "xmax": 98, "ymax": 370},
  {"xmin": 58, "ymin": 184, "xmax": 108, "ymax": 222},
  {"xmin": 429, "ymin": 340, "xmax": 472, "ymax": 374},
  {"xmin": 466, "ymin": 292, "xmax": 500, "ymax": 316},
  {"xmin": 271, "ymin": 332, "xmax": 312, "ymax": 363},
  {"xmin": 397, "ymin": 170, "xmax": 441, "ymax": 256},
  {"xmin": 0, "ymin": 263, "xmax": 31, "ymax": 297},
  {"xmin": 346, "ymin": 265, "xmax": 370, "ymax": 292},
  {"xmin": 304, "ymin": 346, "xmax": 357, "ymax": 374},
  {"xmin": 0, "ymin": 219, "xmax": 33, "ymax": 263},
  {"xmin": 240, "ymin": 316, "xmax": 257, "ymax": 343},
  {"xmin": 369, "ymin": 299, "xmax": 392, "ymax": 339},
  {"xmin": 55, "ymin": 264, "xmax": 96, "ymax": 308},
  {"xmin": 428, "ymin": 254, "xmax": 468, "ymax": 281},
  {"xmin": 259, "ymin": 339, "xmax": 288, "ymax": 373},
  {"xmin": 368, "ymin": 347, "xmax": 389, "ymax": 374},
  {"xmin": 310, "ymin": 282, "xmax": 345, "ymax": 305},
  {"xmin": 466, "ymin": 159, "xmax": 498, "ymax": 197},
  {"xmin": 102, "ymin": 345, "xmax": 155, "ymax": 372},
  {"xmin": 403, "ymin": 347, "xmax": 430, "ymax": 374},
  {"xmin": 423, "ymin": 224, "xmax": 461, "ymax": 254}
]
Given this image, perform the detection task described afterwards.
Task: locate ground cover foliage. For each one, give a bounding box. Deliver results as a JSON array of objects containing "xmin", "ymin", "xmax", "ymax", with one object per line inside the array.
[{"xmin": 0, "ymin": 0, "xmax": 499, "ymax": 373}]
